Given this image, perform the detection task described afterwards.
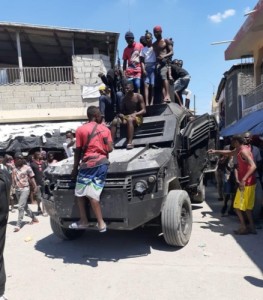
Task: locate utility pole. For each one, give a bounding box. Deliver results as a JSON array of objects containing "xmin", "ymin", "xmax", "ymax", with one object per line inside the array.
[{"xmin": 194, "ymin": 95, "xmax": 196, "ymax": 115}]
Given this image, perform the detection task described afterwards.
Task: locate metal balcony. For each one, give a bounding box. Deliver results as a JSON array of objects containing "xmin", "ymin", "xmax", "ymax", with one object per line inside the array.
[{"xmin": 0, "ymin": 66, "xmax": 73, "ymax": 85}]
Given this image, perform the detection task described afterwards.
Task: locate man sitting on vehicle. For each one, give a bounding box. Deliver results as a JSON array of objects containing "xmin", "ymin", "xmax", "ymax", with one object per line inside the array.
[{"xmin": 110, "ymin": 82, "xmax": 146, "ymax": 149}]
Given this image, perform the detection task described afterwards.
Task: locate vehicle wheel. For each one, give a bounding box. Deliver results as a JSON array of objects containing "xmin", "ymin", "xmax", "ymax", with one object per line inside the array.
[
  {"xmin": 161, "ymin": 190, "xmax": 192, "ymax": 247},
  {"xmin": 50, "ymin": 218, "xmax": 85, "ymax": 240},
  {"xmin": 192, "ymin": 178, "xmax": 206, "ymax": 203}
]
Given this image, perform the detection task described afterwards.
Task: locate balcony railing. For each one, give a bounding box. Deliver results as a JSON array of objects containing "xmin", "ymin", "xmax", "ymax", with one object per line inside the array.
[
  {"xmin": 0, "ymin": 66, "xmax": 73, "ymax": 85},
  {"xmin": 243, "ymin": 82, "xmax": 263, "ymax": 109}
]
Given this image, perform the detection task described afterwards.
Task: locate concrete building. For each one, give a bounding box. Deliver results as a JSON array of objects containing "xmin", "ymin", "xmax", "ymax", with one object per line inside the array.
[
  {"xmin": 0, "ymin": 22, "xmax": 119, "ymax": 123},
  {"xmin": 215, "ymin": 0, "xmax": 263, "ymax": 136}
]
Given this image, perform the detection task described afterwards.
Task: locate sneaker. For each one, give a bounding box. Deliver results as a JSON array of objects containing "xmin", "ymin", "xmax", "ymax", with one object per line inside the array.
[
  {"xmin": 254, "ymin": 221, "xmax": 262, "ymax": 230},
  {"xmin": 0, "ymin": 294, "xmax": 8, "ymax": 300},
  {"xmin": 221, "ymin": 204, "xmax": 227, "ymax": 216},
  {"xmin": 228, "ymin": 209, "xmax": 236, "ymax": 216}
]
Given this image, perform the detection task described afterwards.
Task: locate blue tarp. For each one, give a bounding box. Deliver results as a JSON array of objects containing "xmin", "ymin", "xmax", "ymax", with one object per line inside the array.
[{"xmin": 220, "ymin": 109, "xmax": 263, "ymax": 137}]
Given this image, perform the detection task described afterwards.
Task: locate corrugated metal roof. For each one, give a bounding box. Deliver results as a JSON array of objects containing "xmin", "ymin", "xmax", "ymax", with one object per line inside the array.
[{"xmin": 0, "ymin": 22, "xmax": 119, "ymax": 67}]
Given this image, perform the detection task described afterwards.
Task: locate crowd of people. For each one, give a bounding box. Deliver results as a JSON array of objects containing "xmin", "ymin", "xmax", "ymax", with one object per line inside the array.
[
  {"xmin": 0, "ymin": 149, "xmax": 62, "ymax": 233},
  {"xmin": 98, "ymin": 25, "xmax": 192, "ymax": 127},
  {"xmin": 209, "ymin": 132, "xmax": 263, "ymax": 235}
]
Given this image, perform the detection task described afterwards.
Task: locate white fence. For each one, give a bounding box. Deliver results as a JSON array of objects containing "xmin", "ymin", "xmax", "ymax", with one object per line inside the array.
[{"xmin": 0, "ymin": 66, "xmax": 73, "ymax": 85}]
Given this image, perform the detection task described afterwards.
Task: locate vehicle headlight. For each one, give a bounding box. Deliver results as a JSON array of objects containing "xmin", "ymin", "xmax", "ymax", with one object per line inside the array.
[
  {"xmin": 148, "ymin": 175, "xmax": 156, "ymax": 183},
  {"xmin": 134, "ymin": 180, "xmax": 148, "ymax": 195}
]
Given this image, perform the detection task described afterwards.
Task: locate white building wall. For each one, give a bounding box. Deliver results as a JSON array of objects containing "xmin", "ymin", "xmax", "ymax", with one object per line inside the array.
[{"xmin": 0, "ymin": 54, "xmax": 111, "ymax": 123}]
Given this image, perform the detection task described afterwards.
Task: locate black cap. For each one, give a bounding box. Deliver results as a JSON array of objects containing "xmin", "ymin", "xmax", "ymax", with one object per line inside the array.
[
  {"xmin": 125, "ymin": 31, "xmax": 134, "ymax": 39},
  {"xmin": 14, "ymin": 152, "xmax": 23, "ymax": 159}
]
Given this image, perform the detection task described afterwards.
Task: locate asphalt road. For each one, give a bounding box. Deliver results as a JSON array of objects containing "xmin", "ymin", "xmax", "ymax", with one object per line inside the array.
[{"xmin": 4, "ymin": 184, "xmax": 263, "ymax": 300}]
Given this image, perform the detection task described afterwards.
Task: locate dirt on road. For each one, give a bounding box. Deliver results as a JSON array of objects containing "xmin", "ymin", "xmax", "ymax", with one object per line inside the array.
[{"xmin": 4, "ymin": 184, "xmax": 263, "ymax": 300}]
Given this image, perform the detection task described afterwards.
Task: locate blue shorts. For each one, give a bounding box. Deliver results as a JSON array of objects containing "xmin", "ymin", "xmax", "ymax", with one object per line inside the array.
[
  {"xmin": 127, "ymin": 77, "xmax": 141, "ymax": 92},
  {"xmin": 144, "ymin": 64, "xmax": 155, "ymax": 85},
  {"xmin": 75, "ymin": 164, "xmax": 108, "ymax": 201}
]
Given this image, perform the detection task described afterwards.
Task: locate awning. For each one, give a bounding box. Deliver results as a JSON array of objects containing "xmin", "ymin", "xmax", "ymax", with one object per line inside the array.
[{"xmin": 220, "ymin": 109, "xmax": 263, "ymax": 136}]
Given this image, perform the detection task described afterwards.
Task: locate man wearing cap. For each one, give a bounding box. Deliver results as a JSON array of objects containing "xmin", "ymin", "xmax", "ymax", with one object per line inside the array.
[
  {"xmin": 98, "ymin": 68, "xmax": 125, "ymax": 123},
  {"xmin": 122, "ymin": 31, "xmax": 143, "ymax": 93},
  {"xmin": 152, "ymin": 25, "xmax": 174, "ymax": 103},
  {"xmin": 98, "ymin": 84, "xmax": 114, "ymax": 124},
  {"xmin": 170, "ymin": 59, "xmax": 191, "ymax": 107}
]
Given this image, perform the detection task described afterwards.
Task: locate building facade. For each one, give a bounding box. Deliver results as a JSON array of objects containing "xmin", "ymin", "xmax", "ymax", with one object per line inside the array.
[
  {"xmin": 216, "ymin": 0, "xmax": 263, "ymax": 135},
  {"xmin": 0, "ymin": 22, "xmax": 119, "ymax": 123}
]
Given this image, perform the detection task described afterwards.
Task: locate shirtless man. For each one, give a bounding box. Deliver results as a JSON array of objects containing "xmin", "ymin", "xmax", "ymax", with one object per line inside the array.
[
  {"xmin": 111, "ymin": 82, "xmax": 146, "ymax": 149},
  {"xmin": 152, "ymin": 25, "xmax": 174, "ymax": 103}
]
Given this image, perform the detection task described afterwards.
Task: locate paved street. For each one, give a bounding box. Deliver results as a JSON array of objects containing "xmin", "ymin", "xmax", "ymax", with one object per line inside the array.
[{"xmin": 4, "ymin": 184, "xmax": 263, "ymax": 300}]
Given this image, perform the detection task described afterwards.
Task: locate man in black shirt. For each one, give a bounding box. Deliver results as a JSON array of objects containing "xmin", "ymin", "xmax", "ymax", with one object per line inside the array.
[
  {"xmin": 171, "ymin": 59, "xmax": 191, "ymax": 107},
  {"xmin": 0, "ymin": 163, "xmax": 11, "ymax": 300}
]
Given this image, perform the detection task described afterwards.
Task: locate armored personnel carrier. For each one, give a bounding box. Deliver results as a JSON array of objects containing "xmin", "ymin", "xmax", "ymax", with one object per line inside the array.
[{"xmin": 43, "ymin": 103, "xmax": 218, "ymax": 247}]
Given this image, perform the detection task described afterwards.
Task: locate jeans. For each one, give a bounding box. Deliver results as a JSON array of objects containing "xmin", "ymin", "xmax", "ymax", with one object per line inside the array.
[
  {"xmin": 16, "ymin": 188, "xmax": 35, "ymax": 228},
  {"xmin": 127, "ymin": 77, "xmax": 141, "ymax": 93},
  {"xmin": 99, "ymin": 95, "xmax": 114, "ymax": 122}
]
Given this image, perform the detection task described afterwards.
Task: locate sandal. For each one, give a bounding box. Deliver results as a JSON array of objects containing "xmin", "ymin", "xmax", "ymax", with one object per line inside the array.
[
  {"xmin": 69, "ymin": 222, "xmax": 89, "ymax": 229},
  {"xmin": 97, "ymin": 223, "xmax": 107, "ymax": 233},
  {"xmin": 126, "ymin": 144, "xmax": 134, "ymax": 150},
  {"xmin": 30, "ymin": 218, "xmax": 39, "ymax": 225},
  {"xmin": 14, "ymin": 227, "xmax": 20, "ymax": 232},
  {"xmin": 248, "ymin": 228, "xmax": 257, "ymax": 235},
  {"xmin": 233, "ymin": 228, "xmax": 249, "ymax": 235}
]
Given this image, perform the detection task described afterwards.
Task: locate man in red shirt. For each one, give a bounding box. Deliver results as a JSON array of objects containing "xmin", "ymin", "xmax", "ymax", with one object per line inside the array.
[
  {"xmin": 208, "ymin": 135, "xmax": 257, "ymax": 234},
  {"xmin": 70, "ymin": 106, "xmax": 113, "ymax": 232},
  {"xmin": 122, "ymin": 31, "xmax": 143, "ymax": 93}
]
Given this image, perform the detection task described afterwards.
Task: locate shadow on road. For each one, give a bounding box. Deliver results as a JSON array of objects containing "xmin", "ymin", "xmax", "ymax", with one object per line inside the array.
[
  {"xmin": 244, "ymin": 276, "xmax": 263, "ymax": 288},
  {"xmin": 202, "ymin": 183, "xmax": 263, "ymax": 274},
  {"xmin": 35, "ymin": 227, "xmax": 181, "ymax": 267}
]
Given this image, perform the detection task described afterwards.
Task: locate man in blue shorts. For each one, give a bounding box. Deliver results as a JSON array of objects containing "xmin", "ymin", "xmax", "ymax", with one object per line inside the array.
[{"xmin": 70, "ymin": 106, "xmax": 113, "ymax": 232}]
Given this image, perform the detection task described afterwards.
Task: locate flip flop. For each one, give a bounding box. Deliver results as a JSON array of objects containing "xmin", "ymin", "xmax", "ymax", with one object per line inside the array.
[
  {"xmin": 233, "ymin": 228, "xmax": 249, "ymax": 235},
  {"xmin": 96, "ymin": 223, "xmax": 107, "ymax": 233},
  {"xmin": 126, "ymin": 144, "xmax": 134, "ymax": 150},
  {"xmin": 69, "ymin": 222, "xmax": 88, "ymax": 229},
  {"xmin": 30, "ymin": 218, "xmax": 39, "ymax": 225}
]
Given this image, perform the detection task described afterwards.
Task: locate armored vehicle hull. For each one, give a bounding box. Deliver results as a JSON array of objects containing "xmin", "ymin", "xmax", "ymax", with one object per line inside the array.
[{"xmin": 44, "ymin": 103, "xmax": 218, "ymax": 247}]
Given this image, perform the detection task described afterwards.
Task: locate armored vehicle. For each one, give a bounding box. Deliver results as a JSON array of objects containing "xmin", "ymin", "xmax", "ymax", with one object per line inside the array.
[{"xmin": 43, "ymin": 103, "xmax": 218, "ymax": 247}]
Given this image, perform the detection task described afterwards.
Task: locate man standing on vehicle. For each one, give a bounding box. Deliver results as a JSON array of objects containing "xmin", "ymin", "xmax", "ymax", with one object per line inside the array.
[
  {"xmin": 70, "ymin": 106, "xmax": 113, "ymax": 232},
  {"xmin": 152, "ymin": 25, "xmax": 174, "ymax": 103},
  {"xmin": 122, "ymin": 31, "xmax": 143, "ymax": 93}
]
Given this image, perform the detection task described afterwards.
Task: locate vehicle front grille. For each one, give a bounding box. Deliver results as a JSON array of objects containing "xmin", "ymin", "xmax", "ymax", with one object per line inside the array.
[{"xmin": 104, "ymin": 176, "xmax": 132, "ymax": 201}]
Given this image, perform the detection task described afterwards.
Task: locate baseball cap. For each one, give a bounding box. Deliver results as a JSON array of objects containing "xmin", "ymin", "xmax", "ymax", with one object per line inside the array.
[
  {"xmin": 14, "ymin": 152, "xmax": 23, "ymax": 159},
  {"xmin": 125, "ymin": 31, "xmax": 134, "ymax": 39},
  {"xmin": 98, "ymin": 84, "xmax": 106, "ymax": 91},
  {"xmin": 153, "ymin": 25, "xmax": 162, "ymax": 32}
]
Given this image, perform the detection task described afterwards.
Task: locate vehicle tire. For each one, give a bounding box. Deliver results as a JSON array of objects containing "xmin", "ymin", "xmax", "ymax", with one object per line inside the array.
[
  {"xmin": 161, "ymin": 190, "xmax": 192, "ymax": 247},
  {"xmin": 192, "ymin": 178, "xmax": 206, "ymax": 203},
  {"xmin": 50, "ymin": 218, "xmax": 85, "ymax": 240}
]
